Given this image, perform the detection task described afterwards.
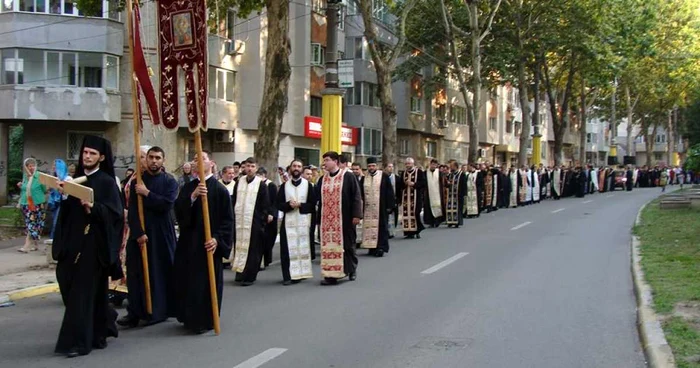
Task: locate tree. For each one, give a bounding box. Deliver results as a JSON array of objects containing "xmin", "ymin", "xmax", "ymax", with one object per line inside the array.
[
  {"xmin": 439, "ymin": 0, "xmax": 502, "ymax": 164},
  {"xmin": 355, "ymin": 0, "xmax": 418, "ymax": 166}
]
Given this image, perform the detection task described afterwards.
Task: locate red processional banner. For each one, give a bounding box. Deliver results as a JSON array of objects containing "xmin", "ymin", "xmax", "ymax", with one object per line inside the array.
[{"xmin": 158, "ymin": 0, "xmax": 208, "ymax": 131}]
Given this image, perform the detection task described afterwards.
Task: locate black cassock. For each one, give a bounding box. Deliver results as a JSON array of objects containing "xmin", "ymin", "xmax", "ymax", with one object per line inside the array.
[
  {"xmin": 396, "ymin": 169, "xmax": 426, "ymax": 236},
  {"xmin": 497, "ymin": 171, "xmax": 508, "ymax": 208},
  {"xmin": 316, "ymin": 170, "xmax": 363, "ymax": 278},
  {"xmin": 422, "ymin": 169, "xmax": 445, "ymax": 227},
  {"xmin": 359, "ymin": 171, "xmax": 395, "ymax": 252},
  {"xmin": 262, "ymin": 180, "xmax": 278, "ymax": 268},
  {"xmin": 53, "ymin": 170, "xmax": 123, "ymax": 355},
  {"xmin": 232, "ymin": 178, "xmax": 270, "ymax": 283},
  {"xmin": 539, "ymin": 170, "xmax": 550, "ymax": 199},
  {"xmin": 174, "ymin": 176, "xmax": 233, "ymax": 332},
  {"xmin": 126, "ymin": 172, "xmax": 178, "ymax": 322},
  {"xmin": 277, "ymin": 179, "xmax": 317, "ymax": 282},
  {"xmin": 444, "ymin": 171, "xmax": 466, "ymax": 227},
  {"xmin": 574, "ymin": 171, "xmax": 586, "ymax": 197},
  {"xmin": 476, "ymin": 170, "xmax": 486, "ymax": 212}
]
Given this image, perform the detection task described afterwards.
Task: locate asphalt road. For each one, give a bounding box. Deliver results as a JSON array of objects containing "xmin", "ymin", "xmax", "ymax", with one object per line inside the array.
[{"xmin": 0, "ymin": 187, "xmax": 665, "ymax": 368}]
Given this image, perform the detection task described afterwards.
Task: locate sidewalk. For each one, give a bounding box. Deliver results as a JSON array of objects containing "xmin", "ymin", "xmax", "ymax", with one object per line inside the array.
[{"xmin": 0, "ymin": 237, "xmax": 56, "ymax": 302}]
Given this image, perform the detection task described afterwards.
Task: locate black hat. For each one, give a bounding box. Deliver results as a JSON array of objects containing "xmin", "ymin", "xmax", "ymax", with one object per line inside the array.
[
  {"xmin": 76, "ymin": 135, "xmax": 116, "ymax": 178},
  {"xmin": 367, "ymin": 157, "xmax": 378, "ymax": 165}
]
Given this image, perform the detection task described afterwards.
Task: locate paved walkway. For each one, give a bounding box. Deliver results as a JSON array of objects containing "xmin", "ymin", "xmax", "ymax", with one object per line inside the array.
[{"xmin": 0, "ymin": 237, "xmax": 55, "ymax": 295}]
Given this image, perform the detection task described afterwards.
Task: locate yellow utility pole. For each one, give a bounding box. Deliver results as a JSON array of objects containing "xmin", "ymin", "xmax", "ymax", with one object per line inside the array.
[{"xmin": 320, "ymin": 0, "xmax": 343, "ymax": 157}]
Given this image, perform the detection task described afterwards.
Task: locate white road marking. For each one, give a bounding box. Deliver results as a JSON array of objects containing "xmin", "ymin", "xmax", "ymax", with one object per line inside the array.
[
  {"xmin": 583, "ymin": 200, "xmax": 593, "ymax": 204},
  {"xmin": 510, "ymin": 221, "xmax": 532, "ymax": 231},
  {"xmin": 551, "ymin": 208, "xmax": 565, "ymax": 214},
  {"xmin": 421, "ymin": 252, "xmax": 469, "ymax": 275},
  {"xmin": 233, "ymin": 348, "xmax": 288, "ymax": 368}
]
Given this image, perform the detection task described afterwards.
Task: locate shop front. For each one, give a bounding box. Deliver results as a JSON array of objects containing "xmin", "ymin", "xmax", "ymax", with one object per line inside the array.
[{"xmin": 304, "ymin": 116, "xmax": 359, "ymax": 164}]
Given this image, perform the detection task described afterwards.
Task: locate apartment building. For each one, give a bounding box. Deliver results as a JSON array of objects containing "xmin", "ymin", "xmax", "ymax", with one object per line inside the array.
[
  {"xmin": 0, "ymin": 0, "xmax": 241, "ymax": 182},
  {"xmin": 616, "ymin": 122, "xmax": 683, "ymax": 167}
]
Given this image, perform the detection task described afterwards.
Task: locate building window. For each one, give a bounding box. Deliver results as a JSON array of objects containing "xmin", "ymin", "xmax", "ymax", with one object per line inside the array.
[
  {"xmin": 372, "ymin": 0, "xmax": 388, "ymax": 24},
  {"xmin": 294, "ymin": 148, "xmax": 320, "ymax": 168},
  {"xmin": 337, "ymin": 4, "xmax": 345, "ymax": 30},
  {"xmin": 506, "ymin": 118, "xmax": 513, "ymax": 133},
  {"xmin": 655, "ymin": 134, "xmax": 666, "ymax": 144},
  {"xmin": 337, "ymin": 50, "xmax": 345, "ymax": 60},
  {"xmin": 311, "ymin": 43, "xmax": 325, "ymax": 66},
  {"xmin": 410, "ymin": 96, "xmax": 422, "ymax": 113},
  {"xmin": 346, "ymin": 82, "xmax": 379, "ymax": 107},
  {"xmin": 312, "ymin": 0, "xmax": 325, "ymax": 14},
  {"xmin": 362, "ymin": 128, "xmax": 382, "ymax": 156},
  {"xmin": 435, "ymin": 104, "xmax": 446, "ymax": 119},
  {"xmin": 353, "ymin": 37, "xmax": 369, "ymax": 60},
  {"xmin": 209, "ymin": 67, "xmax": 234, "ymax": 102},
  {"xmin": 541, "ymin": 141, "xmax": 546, "ymax": 159},
  {"xmin": 489, "ymin": 117, "xmax": 497, "ymax": 131},
  {"xmin": 345, "ymin": 0, "xmax": 358, "ymax": 15},
  {"xmin": 654, "ymin": 153, "xmax": 663, "ymax": 161},
  {"xmin": 1, "ymin": 48, "xmax": 118, "ymax": 88},
  {"xmin": 4, "ymin": 0, "xmax": 118, "ymax": 18},
  {"xmin": 450, "ymin": 105, "xmax": 466, "ymax": 125},
  {"xmin": 67, "ymin": 131, "xmax": 104, "ymax": 160},
  {"xmin": 426, "ymin": 141, "xmax": 437, "ymax": 158},
  {"xmin": 310, "ymin": 96, "xmax": 322, "ymax": 117},
  {"xmin": 400, "ymin": 139, "xmax": 409, "ymax": 156}
]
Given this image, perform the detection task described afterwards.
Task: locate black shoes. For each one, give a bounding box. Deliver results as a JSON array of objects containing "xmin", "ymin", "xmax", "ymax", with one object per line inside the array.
[
  {"xmin": 416, "ymin": 234, "xmax": 421, "ymax": 239},
  {"xmin": 321, "ymin": 278, "xmax": 338, "ymax": 285},
  {"xmin": 116, "ymin": 315, "xmax": 139, "ymax": 328},
  {"xmin": 240, "ymin": 281, "xmax": 254, "ymax": 287},
  {"xmin": 349, "ymin": 272, "xmax": 357, "ymax": 281}
]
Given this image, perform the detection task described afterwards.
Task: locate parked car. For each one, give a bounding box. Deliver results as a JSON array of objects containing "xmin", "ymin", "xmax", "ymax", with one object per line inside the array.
[{"xmin": 613, "ymin": 170, "xmax": 627, "ymax": 190}]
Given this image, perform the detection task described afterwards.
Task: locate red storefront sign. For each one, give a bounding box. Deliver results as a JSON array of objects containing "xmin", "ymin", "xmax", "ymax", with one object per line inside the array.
[{"xmin": 304, "ymin": 116, "xmax": 359, "ymax": 146}]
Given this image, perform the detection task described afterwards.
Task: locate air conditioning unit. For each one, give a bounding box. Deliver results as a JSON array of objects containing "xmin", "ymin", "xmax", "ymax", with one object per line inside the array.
[
  {"xmin": 215, "ymin": 130, "xmax": 234, "ymax": 143},
  {"xmin": 226, "ymin": 39, "xmax": 246, "ymax": 55},
  {"xmin": 437, "ymin": 119, "xmax": 448, "ymax": 128}
]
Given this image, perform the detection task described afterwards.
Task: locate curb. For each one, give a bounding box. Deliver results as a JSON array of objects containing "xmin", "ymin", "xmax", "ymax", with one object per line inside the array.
[
  {"xmin": 632, "ymin": 202, "xmax": 676, "ymax": 368},
  {"xmin": 0, "ymin": 282, "xmax": 59, "ymax": 304}
]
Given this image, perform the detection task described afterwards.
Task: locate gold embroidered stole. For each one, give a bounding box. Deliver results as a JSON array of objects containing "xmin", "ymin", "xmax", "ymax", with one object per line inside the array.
[
  {"xmin": 509, "ymin": 172, "xmax": 518, "ymax": 207},
  {"xmin": 233, "ymin": 176, "xmax": 262, "ymax": 273},
  {"xmin": 484, "ymin": 172, "xmax": 493, "ymax": 207},
  {"xmin": 445, "ymin": 171, "xmax": 462, "ymax": 224},
  {"xmin": 284, "ymin": 179, "xmax": 313, "ymax": 280},
  {"xmin": 465, "ymin": 172, "xmax": 479, "ymax": 215},
  {"xmin": 401, "ymin": 169, "xmax": 418, "ymax": 231},
  {"xmin": 320, "ymin": 171, "xmax": 345, "ymax": 278},
  {"xmin": 426, "ymin": 169, "xmax": 443, "ymax": 218},
  {"xmin": 361, "ymin": 170, "xmax": 383, "ymax": 249}
]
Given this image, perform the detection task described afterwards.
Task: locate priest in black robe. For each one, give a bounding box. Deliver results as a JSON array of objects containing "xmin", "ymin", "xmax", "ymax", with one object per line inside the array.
[
  {"xmin": 257, "ymin": 167, "xmax": 278, "ymax": 269},
  {"xmin": 626, "ymin": 166, "xmax": 634, "ymax": 191},
  {"xmin": 444, "ymin": 160, "xmax": 466, "ymax": 228},
  {"xmin": 476, "ymin": 164, "xmax": 486, "ymax": 213},
  {"xmin": 396, "ymin": 158, "xmax": 426, "ymax": 239},
  {"xmin": 173, "ymin": 150, "xmax": 233, "ymax": 334},
  {"xmin": 231, "ymin": 158, "xmax": 270, "ymax": 286},
  {"xmin": 422, "ymin": 159, "xmax": 445, "ymax": 228},
  {"xmin": 316, "ymin": 151, "xmax": 363, "ymax": 285},
  {"xmin": 52, "ymin": 135, "xmax": 122, "ymax": 357},
  {"xmin": 119, "ymin": 146, "xmax": 178, "ymax": 328},
  {"xmin": 359, "ymin": 157, "xmax": 395, "ymax": 257},
  {"xmin": 278, "ymin": 160, "xmax": 317, "ymax": 285}
]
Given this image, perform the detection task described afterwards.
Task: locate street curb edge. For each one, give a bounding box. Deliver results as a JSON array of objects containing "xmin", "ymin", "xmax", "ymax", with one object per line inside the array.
[
  {"xmin": 632, "ymin": 202, "xmax": 676, "ymax": 368},
  {"xmin": 0, "ymin": 282, "xmax": 60, "ymax": 304}
]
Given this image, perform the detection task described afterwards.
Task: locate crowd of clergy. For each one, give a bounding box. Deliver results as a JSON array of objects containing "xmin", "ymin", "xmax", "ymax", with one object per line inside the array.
[{"xmin": 49, "ymin": 134, "xmax": 673, "ymax": 359}]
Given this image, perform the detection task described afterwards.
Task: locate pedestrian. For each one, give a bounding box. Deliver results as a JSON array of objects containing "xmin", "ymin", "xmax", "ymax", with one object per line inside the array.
[
  {"xmin": 659, "ymin": 168, "xmax": 669, "ymax": 192},
  {"xmin": 230, "ymin": 158, "xmax": 270, "ymax": 286},
  {"xmin": 232, "ymin": 161, "xmax": 242, "ymax": 182},
  {"xmin": 219, "ymin": 165, "xmax": 236, "ymax": 195},
  {"xmin": 384, "ymin": 163, "xmax": 398, "ymax": 239},
  {"xmin": 397, "ymin": 157, "xmax": 425, "ymax": 239},
  {"xmin": 173, "ymin": 150, "xmax": 233, "ymax": 334},
  {"xmin": 626, "ymin": 166, "xmax": 634, "ymax": 191},
  {"xmin": 444, "ymin": 160, "xmax": 466, "ymax": 227},
  {"xmin": 17, "ymin": 158, "xmax": 48, "ymax": 253},
  {"xmin": 316, "ymin": 151, "xmax": 362, "ymax": 285},
  {"xmin": 464, "ymin": 164, "xmax": 480, "ymax": 217},
  {"xmin": 302, "ymin": 166, "xmax": 318, "ymax": 259},
  {"xmin": 423, "ymin": 159, "xmax": 445, "ymax": 228},
  {"xmin": 120, "ymin": 168, "xmax": 134, "ymax": 191},
  {"xmin": 278, "ymin": 160, "xmax": 316, "ymax": 285},
  {"xmin": 359, "ymin": 157, "xmax": 394, "ymax": 257},
  {"xmin": 178, "ymin": 162, "xmax": 194, "ymax": 188},
  {"xmin": 68, "ymin": 163, "xmax": 76, "ymax": 178},
  {"xmin": 677, "ymin": 170, "xmax": 685, "ymax": 190},
  {"xmin": 257, "ymin": 166, "xmax": 278, "ymax": 270},
  {"xmin": 507, "ymin": 166, "xmax": 518, "ymax": 208},
  {"xmin": 117, "ymin": 147, "xmax": 178, "ymax": 328},
  {"xmin": 52, "ymin": 135, "xmax": 122, "ymax": 357},
  {"xmin": 48, "ymin": 159, "xmax": 71, "ymax": 242}
]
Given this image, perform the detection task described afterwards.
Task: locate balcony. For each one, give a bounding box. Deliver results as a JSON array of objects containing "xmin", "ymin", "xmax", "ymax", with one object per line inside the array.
[{"xmin": 0, "ymin": 85, "xmax": 121, "ymax": 122}]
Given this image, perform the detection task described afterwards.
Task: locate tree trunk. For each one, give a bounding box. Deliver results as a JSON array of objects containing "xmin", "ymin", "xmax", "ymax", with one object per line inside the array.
[
  {"xmin": 468, "ymin": 2, "xmax": 481, "ymax": 164},
  {"xmin": 254, "ymin": 0, "xmax": 291, "ymax": 182},
  {"xmin": 579, "ymin": 80, "xmax": 587, "ymax": 165},
  {"xmin": 517, "ymin": 54, "xmax": 531, "ymax": 166},
  {"xmin": 667, "ymin": 109, "xmax": 674, "ymax": 165},
  {"xmin": 542, "ymin": 54, "xmax": 575, "ymax": 167},
  {"xmin": 625, "ymin": 86, "xmax": 634, "ymax": 157},
  {"xmin": 377, "ymin": 66, "xmax": 398, "ymax": 166},
  {"xmin": 644, "ymin": 122, "xmax": 657, "ymax": 166}
]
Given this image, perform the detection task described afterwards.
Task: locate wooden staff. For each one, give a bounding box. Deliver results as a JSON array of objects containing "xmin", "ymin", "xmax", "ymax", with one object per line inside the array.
[
  {"xmin": 193, "ymin": 130, "xmax": 221, "ymax": 335},
  {"xmin": 126, "ymin": 0, "xmax": 152, "ymax": 315}
]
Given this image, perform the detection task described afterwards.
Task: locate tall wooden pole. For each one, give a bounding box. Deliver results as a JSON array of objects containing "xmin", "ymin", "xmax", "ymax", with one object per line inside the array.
[
  {"xmin": 193, "ymin": 130, "xmax": 221, "ymax": 335},
  {"xmin": 126, "ymin": 0, "xmax": 152, "ymax": 315}
]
